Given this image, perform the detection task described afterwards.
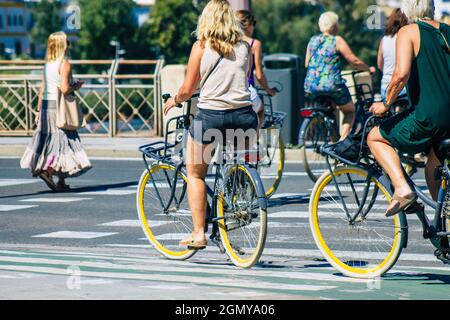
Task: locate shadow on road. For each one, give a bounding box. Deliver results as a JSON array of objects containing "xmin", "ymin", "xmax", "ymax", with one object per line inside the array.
[
  {"xmin": 268, "ymin": 194, "xmax": 309, "ymax": 207},
  {"xmin": 0, "ymin": 181, "xmax": 138, "ymax": 200},
  {"xmin": 384, "ymin": 272, "xmax": 450, "ymax": 285}
]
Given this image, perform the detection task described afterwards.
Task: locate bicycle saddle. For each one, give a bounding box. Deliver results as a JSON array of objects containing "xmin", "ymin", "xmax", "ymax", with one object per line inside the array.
[{"xmin": 304, "ymin": 95, "xmax": 335, "ymax": 111}]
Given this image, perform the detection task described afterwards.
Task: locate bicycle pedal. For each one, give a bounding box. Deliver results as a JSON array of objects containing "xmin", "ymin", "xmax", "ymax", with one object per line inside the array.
[
  {"xmin": 404, "ymin": 201, "xmax": 424, "ymax": 215},
  {"xmin": 210, "ymin": 236, "xmax": 226, "ymax": 254},
  {"xmin": 435, "ymin": 250, "xmax": 450, "ymax": 265}
]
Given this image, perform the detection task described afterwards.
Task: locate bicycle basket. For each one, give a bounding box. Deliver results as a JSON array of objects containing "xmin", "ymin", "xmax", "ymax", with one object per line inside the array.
[
  {"xmin": 322, "ymin": 114, "xmax": 381, "ymax": 165},
  {"xmin": 328, "ymin": 134, "xmax": 362, "ymax": 163}
]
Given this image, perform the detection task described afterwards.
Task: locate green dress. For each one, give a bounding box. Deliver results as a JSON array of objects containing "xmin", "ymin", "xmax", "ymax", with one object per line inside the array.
[{"xmin": 380, "ymin": 21, "xmax": 450, "ymax": 158}]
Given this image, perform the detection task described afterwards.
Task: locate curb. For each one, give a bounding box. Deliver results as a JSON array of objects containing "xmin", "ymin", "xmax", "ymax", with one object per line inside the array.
[
  {"xmin": 0, "ymin": 145, "xmax": 304, "ymax": 161},
  {"xmin": 0, "ymin": 145, "xmax": 142, "ymax": 159}
]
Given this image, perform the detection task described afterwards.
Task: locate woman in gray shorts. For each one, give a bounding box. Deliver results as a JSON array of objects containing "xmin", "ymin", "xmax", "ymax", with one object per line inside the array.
[{"xmin": 163, "ymin": 0, "xmax": 257, "ymax": 250}]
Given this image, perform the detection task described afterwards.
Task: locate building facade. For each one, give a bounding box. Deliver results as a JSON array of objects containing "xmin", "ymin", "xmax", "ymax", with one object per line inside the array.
[{"xmin": 0, "ymin": 0, "xmax": 154, "ymax": 58}]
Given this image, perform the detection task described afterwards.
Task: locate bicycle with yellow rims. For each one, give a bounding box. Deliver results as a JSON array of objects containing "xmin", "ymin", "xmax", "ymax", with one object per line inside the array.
[
  {"xmin": 309, "ymin": 113, "xmax": 450, "ymax": 279},
  {"xmin": 255, "ymin": 87, "xmax": 286, "ymax": 198},
  {"xmin": 137, "ymin": 93, "xmax": 268, "ymax": 268}
]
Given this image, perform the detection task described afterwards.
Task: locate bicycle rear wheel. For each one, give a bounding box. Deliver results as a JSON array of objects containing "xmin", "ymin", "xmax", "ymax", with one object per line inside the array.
[
  {"xmin": 309, "ymin": 166, "xmax": 406, "ymax": 278},
  {"xmin": 217, "ymin": 164, "xmax": 267, "ymax": 268},
  {"xmin": 137, "ymin": 163, "xmax": 196, "ymax": 260},
  {"xmin": 258, "ymin": 127, "xmax": 285, "ymax": 198},
  {"xmin": 301, "ymin": 115, "xmax": 335, "ymax": 182}
]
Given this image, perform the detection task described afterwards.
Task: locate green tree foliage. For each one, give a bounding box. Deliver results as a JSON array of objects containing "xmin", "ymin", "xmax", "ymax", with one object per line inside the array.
[
  {"xmin": 76, "ymin": 0, "xmax": 138, "ymax": 60},
  {"xmin": 142, "ymin": 0, "xmax": 202, "ymax": 64},
  {"xmin": 30, "ymin": 0, "xmax": 62, "ymax": 49},
  {"xmin": 253, "ymin": 0, "xmax": 380, "ymax": 69}
]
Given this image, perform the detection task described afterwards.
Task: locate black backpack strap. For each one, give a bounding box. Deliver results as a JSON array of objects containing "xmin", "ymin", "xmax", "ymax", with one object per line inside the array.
[{"xmin": 200, "ymin": 56, "xmax": 223, "ymax": 89}]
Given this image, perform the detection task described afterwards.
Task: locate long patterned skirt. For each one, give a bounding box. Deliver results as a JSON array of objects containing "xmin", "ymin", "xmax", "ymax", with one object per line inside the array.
[{"xmin": 20, "ymin": 100, "xmax": 92, "ymax": 178}]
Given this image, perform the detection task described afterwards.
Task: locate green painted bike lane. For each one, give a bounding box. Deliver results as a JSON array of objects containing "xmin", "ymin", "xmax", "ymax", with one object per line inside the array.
[{"xmin": 0, "ymin": 249, "xmax": 448, "ymax": 299}]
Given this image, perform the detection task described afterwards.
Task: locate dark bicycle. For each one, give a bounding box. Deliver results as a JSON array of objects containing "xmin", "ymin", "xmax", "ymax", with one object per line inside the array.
[
  {"xmin": 136, "ymin": 93, "xmax": 268, "ymax": 268},
  {"xmin": 308, "ymin": 107, "xmax": 450, "ymax": 278},
  {"xmin": 298, "ymin": 70, "xmax": 374, "ymax": 182},
  {"xmin": 254, "ymin": 86, "xmax": 287, "ymax": 198}
]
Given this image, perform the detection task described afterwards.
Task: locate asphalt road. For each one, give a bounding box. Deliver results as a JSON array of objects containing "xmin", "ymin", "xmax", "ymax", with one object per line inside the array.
[{"xmin": 0, "ymin": 157, "xmax": 449, "ymax": 300}]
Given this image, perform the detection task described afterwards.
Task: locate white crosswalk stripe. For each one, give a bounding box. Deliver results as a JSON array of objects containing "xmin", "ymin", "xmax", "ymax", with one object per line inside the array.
[
  {"xmin": 20, "ymin": 197, "xmax": 92, "ymax": 203},
  {"xmin": 0, "ymin": 205, "xmax": 38, "ymax": 212},
  {"xmin": 78, "ymin": 189, "xmax": 136, "ymax": 196},
  {"xmin": 32, "ymin": 231, "xmax": 118, "ymax": 239},
  {"xmin": 0, "ymin": 179, "xmax": 39, "ymax": 187}
]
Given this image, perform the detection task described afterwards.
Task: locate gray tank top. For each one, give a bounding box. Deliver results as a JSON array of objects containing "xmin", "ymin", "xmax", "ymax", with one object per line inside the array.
[{"xmin": 197, "ymin": 41, "xmax": 252, "ymax": 110}]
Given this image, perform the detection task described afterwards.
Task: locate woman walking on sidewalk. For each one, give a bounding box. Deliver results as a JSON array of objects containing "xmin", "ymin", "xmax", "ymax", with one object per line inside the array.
[{"xmin": 21, "ymin": 31, "xmax": 91, "ymax": 192}]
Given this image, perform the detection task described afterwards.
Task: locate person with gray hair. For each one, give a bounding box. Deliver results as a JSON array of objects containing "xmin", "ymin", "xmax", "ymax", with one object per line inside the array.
[
  {"xmin": 304, "ymin": 11, "xmax": 376, "ymax": 140},
  {"xmin": 368, "ymin": 0, "xmax": 450, "ymax": 217}
]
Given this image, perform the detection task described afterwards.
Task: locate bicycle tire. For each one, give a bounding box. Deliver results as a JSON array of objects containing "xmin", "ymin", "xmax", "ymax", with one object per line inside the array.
[
  {"xmin": 258, "ymin": 127, "xmax": 285, "ymax": 198},
  {"xmin": 217, "ymin": 164, "xmax": 267, "ymax": 268},
  {"xmin": 300, "ymin": 115, "xmax": 334, "ymax": 183},
  {"xmin": 309, "ymin": 166, "xmax": 407, "ymax": 278},
  {"xmin": 137, "ymin": 163, "xmax": 196, "ymax": 261}
]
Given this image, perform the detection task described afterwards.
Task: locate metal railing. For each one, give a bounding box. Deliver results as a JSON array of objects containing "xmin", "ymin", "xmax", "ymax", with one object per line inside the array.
[{"xmin": 0, "ymin": 59, "xmax": 164, "ymax": 137}]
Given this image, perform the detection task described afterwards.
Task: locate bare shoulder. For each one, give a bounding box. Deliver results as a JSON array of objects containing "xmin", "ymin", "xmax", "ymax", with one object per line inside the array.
[
  {"xmin": 253, "ymin": 39, "xmax": 262, "ymax": 48},
  {"xmin": 191, "ymin": 41, "xmax": 205, "ymax": 59},
  {"xmin": 398, "ymin": 24, "xmax": 418, "ymax": 39},
  {"xmin": 61, "ymin": 59, "xmax": 71, "ymax": 72},
  {"xmin": 192, "ymin": 40, "xmax": 204, "ymax": 51},
  {"xmin": 335, "ymin": 35, "xmax": 346, "ymax": 44}
]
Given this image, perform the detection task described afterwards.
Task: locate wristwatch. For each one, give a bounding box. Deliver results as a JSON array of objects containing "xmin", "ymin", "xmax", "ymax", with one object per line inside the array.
[{"xmin": 383, "ymin": 100, "xmax": 391, "ymax": 111}]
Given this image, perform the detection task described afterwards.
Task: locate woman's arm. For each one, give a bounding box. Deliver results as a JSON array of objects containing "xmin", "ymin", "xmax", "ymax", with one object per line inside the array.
[
  {"xmin": 370, "ymin": 27, "xmax": 414, "ymax": 115},
  {"xmin": 377, "ymin": 39, "xmax": 384, "ymax": 71},
  {"xmin": 37, "ymin": 74, "xmax": 44, "ymax": 113},
  {"xmin": 385, "ymin": 27, "xmax": 414, "ymax": 106},
  {"xmin": 336, "ymin": 36, "xmax": 371, "ymax": 72},
  {"xmin": 253, "ymin": 40, "xmax": 276, "ymax": 96},
  {"xmin": 305, "ymin": 43, "xmax": 311, "ymax": 68},
  {"xmin": 164, "ymin": 41, "xmax": 203, "ymax": 114},
  {"xmin": 60, "ymin": 60, "xmax": 82, "ymax": 95}
]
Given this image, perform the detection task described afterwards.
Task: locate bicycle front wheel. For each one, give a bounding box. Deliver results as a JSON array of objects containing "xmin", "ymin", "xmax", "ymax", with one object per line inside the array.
[
  {"xmin": 217, "ymin": 164, "xmax": 267, "ymax": 268},
  {"xmin": 137, "ymin": 163, "xmax": 196, "ymax": 261},
  {"xmin": 309, "ymin": 166, "xmax": 406, "ymax": 278},
  {"xmin": 301, "ymin": 116, "xmax": 335, "ymax": 182},
  {"xmin": 258, "ymin": 127, "xmax": 285, "ymax": 198}
]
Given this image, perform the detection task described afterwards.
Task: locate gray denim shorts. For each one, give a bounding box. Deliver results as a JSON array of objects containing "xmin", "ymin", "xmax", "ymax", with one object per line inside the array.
[{"xmin": 189, "ymin": 106, "xmax": 258, "ymax": 145}]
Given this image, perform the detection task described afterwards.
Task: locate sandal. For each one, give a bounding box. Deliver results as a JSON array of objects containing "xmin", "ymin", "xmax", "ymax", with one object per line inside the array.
[
  {"xmin": 179, "ymin": 236, "xmax": 194, "ymax": 246},
  {"xmin": 39, "ymin": 173, "xmax": 57, "ymax": 192},
  {"xmin": 56, "ymin": 182, "xmax": 71, "ymax": 192},
  {"xmin": 187, "ymin": 240, "xmax": 208, "ymax": 251},
  {"xmin": 386, "ymin": 192, "xmax": 418, "ymax": 217}
]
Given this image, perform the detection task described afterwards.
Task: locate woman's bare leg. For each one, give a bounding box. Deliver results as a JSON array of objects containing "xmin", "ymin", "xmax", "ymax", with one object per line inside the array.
[
  {"xmin": 185, "ymin": 136, "xmax": 210, "ymax": 243},
  {"xmin": 367, "ymin": 127, "xmax": 413, "ymax": 197},
  {"xmin": 337, "ymin": 101, "xmax": 356, "ymax": 140},
  {"xmin": 425, "ymin": 148, "xmax": 442, "ymax": 201}
]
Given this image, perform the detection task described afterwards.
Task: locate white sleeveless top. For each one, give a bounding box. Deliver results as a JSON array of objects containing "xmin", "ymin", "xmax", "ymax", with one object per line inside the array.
[
  {"xmin": 381, "ymin": 35, "xmax": 407, "ymax": 98},
  {"xmin": 43, "ymin": 60, "xmax": 62, "ymax": 101},
  {"xmin": 197, "ymin": 41, "xmax": 252, "ymax": 110}
]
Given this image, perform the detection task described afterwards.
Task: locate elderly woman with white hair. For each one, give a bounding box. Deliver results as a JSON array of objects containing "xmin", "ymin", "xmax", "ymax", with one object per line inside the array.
[
  {"xmin": 304, "ymin": 11, "xmax": 375, "ymax": 139},
  {"xmin": 368, "ymin": 0, "xmax": 450, "ymax": 217}
]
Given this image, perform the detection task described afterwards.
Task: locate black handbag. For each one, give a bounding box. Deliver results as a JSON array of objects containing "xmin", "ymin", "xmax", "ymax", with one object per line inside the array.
[{"xmin": 329, "ymin": 133, "xmax": 362, "ymax": 162}]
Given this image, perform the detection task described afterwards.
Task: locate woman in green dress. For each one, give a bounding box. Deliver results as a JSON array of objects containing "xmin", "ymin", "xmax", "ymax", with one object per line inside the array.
[{"xmin": 368, "ymin": 0, "xmax": 450, "ymax": 217}]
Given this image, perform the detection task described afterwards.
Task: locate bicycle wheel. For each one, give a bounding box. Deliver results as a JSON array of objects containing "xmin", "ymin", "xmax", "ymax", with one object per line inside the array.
[
  {"xmin": 301, "ymin": 115, "xmax": 335, "ymax": 182},
  {"xmin": 217, "ymin": 164, "xmax": 267, "ymax": 268},
  {"xmin": 258, "ymin": 127, "xmax": 285, "ymax": 198},
  {"xmin": 137, "ymin": 163, "xmax": 196, "ymax": 260},
  {"xmin": 309, "ymin": 166, "xmax": 406, "ymax": 278}
]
